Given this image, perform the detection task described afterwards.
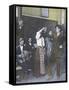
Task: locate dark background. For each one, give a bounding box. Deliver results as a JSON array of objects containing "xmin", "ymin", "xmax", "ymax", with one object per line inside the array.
[{"xmin": 16, "ymin": 15, "xmax": 57, "ymax": 45}]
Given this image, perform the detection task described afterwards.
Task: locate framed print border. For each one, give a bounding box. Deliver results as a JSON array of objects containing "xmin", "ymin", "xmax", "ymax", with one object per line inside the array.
[{"xmin": 9, "ymin": 4, "xmax": 68, "ymax": 85}]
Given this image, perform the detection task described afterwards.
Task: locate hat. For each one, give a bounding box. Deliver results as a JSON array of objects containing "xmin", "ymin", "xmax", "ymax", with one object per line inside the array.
[{"xmin": 19, "ymin": 38, "xmax": 24, "ymax": 42}]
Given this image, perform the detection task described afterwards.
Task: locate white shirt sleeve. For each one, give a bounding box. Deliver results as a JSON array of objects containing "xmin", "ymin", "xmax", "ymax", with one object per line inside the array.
[
  {"xmin": 36, "ymin": 27, "xmax": 45, "ymax": 40},
  {"xmin": 36, "ymin": 32, "xmax": 45, "ymax": 47},
  {"xmin": 36, "ymin": 31, "xmax": 40, "ymax": 40}
]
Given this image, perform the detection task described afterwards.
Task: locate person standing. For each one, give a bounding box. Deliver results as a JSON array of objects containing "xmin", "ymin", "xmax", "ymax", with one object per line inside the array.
[
  {"xmin": 33, "ymin": 27, "xmax": 46, "ymax": 77},
  {"xmin": 53, "ymin": 25, "xmax": 64, "ymax": 78},
  {"xmin": 25, "ymin": 37, "xmax": 34, "ymax": 74}
]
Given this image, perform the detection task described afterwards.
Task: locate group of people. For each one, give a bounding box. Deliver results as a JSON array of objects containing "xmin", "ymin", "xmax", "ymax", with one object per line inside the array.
[{"xmin": 16, "ymin": 23, "xmax": 65, "ymax": 81}]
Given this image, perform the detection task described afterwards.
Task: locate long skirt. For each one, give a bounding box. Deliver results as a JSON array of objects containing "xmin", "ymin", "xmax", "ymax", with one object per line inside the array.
[{"xmin": 33, "ymin": 47, "xmax": 46, "ymax": 77}]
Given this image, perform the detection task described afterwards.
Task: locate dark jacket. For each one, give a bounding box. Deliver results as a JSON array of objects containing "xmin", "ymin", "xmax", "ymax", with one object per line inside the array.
[
  {"xmin": 16, "ymin": 45, "xmax": 25, "ymax": 55},
  {"xmin": 25, "ymin": 40, "xmax": 34, "ymax": 52}
]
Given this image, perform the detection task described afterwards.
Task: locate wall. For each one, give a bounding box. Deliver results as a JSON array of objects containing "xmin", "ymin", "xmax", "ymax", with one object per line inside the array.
[
  {"xmin": 22, "ymin": 7, "xmax": 41, "ymax": 16},
  {"xmin": 48, "ymin": 8, "xmax": 61, "ymax": 23},
  {"xmin": 22, "ymin": 7, "xmax": 65, "ymax": 24}
]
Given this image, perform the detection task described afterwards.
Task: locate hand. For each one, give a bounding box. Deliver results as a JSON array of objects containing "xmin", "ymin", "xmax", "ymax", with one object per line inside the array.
[
  {"xmin": 19, "ymin": 60, "xmax": 23, "ymax": 63},
  {"xmin": 59, "ymin": 45, "xmax": 63, "ymax": 49},
  {"xmin": 18, "ymin": 55, "xmax": 22, "ymax": 58}
]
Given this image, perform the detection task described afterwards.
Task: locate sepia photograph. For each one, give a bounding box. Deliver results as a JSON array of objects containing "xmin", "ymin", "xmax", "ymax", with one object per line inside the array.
[{"xmin": 15, "ymin": 5, "xmax": 67, "ymax": 84}]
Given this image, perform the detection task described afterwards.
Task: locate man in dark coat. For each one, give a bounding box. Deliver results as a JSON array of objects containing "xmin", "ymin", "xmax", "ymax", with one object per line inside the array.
[
  {"xmin": 16, "ymin": 37, "xmax": 27, "ymax": 80},
  {"xmin": 53, "ymin": 25, "xmax": 65, "ymax": 78},
  {"xmin": 25, "ymin": 37, "xmax": 34, "ymax": 74},
  {"xmin": 16, "ymin": 38, "xmax": 25, "ymax": 63}
]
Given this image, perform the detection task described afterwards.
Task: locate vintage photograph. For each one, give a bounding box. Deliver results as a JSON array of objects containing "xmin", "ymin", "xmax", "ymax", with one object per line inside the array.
[{"xmin": 16, "ymin": 6, "xmax": 67, "ymax": 84}]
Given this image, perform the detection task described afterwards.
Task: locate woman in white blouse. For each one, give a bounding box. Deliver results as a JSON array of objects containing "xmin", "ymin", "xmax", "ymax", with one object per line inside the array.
[{"xmin": 33, "ymin": 27, "xmax": 47, "ymax": 76}]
